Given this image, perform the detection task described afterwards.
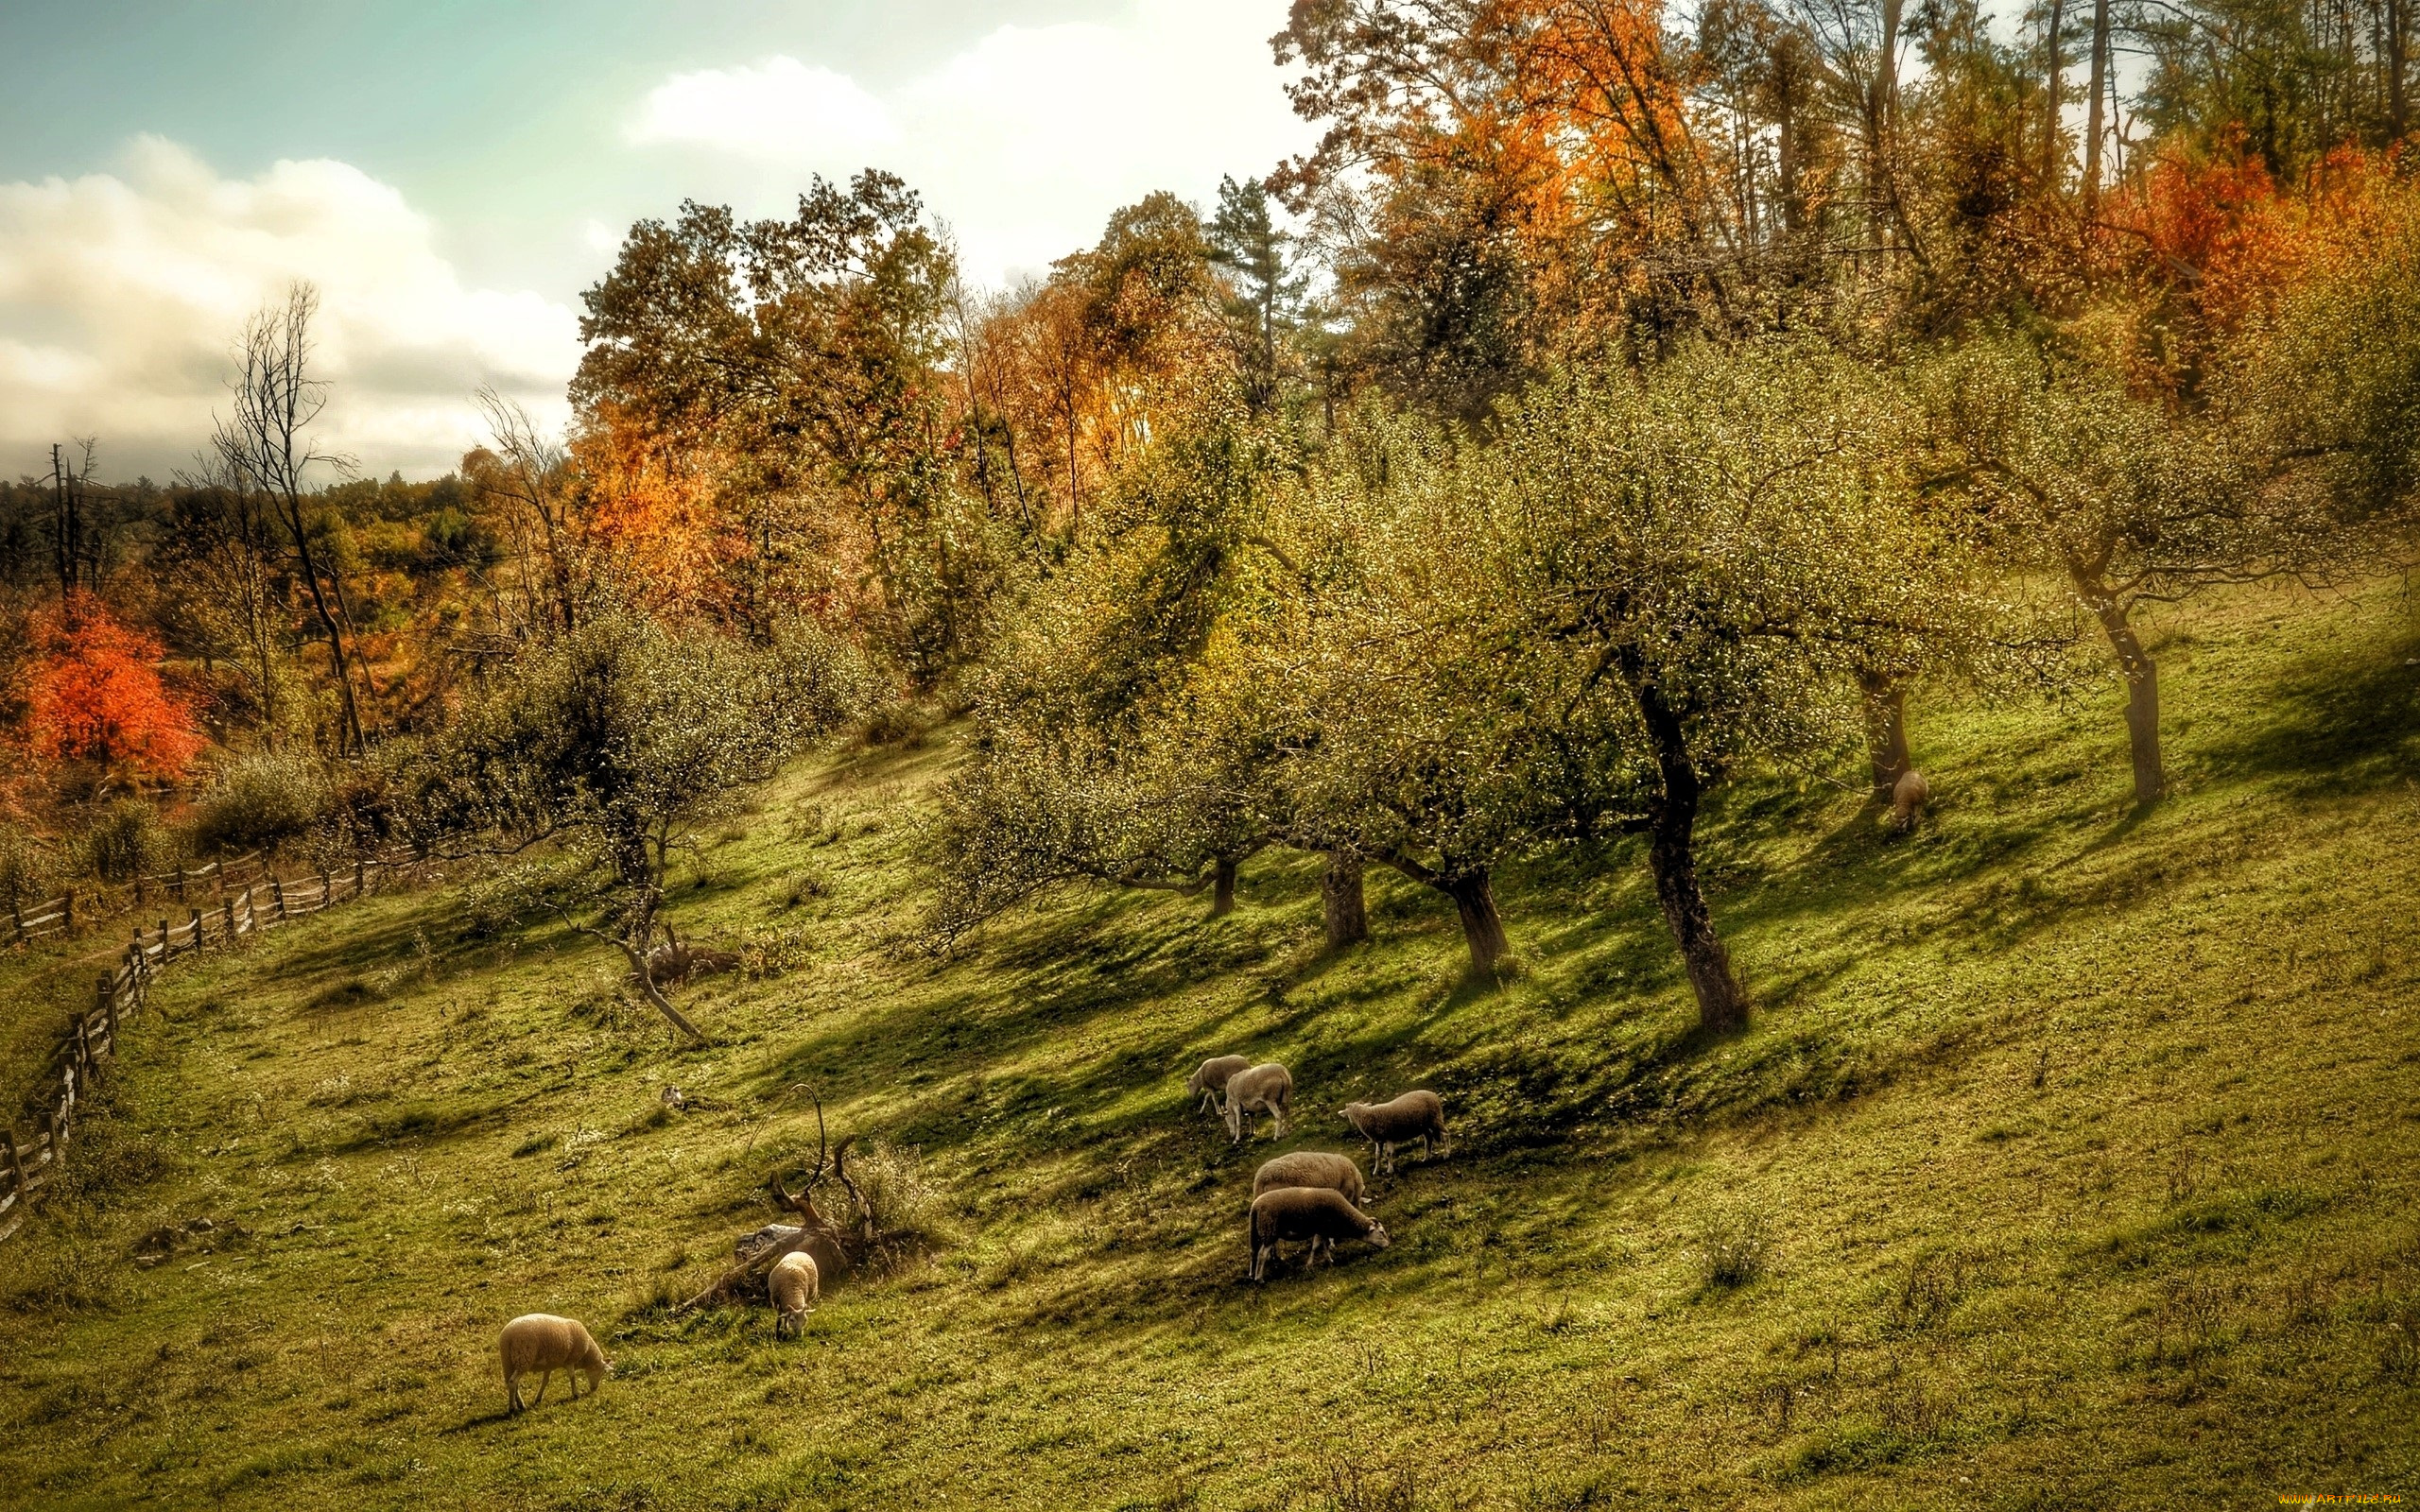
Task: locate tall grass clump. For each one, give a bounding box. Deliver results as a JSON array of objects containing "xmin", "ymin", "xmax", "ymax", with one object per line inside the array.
[
  {"xmin": 1695, "ymin": 1203, "xmax": 1776, "ymax": 1290},
  {"xmin": 841, "ymin": 1142, "xmax": 949, "ymax": 1251}
]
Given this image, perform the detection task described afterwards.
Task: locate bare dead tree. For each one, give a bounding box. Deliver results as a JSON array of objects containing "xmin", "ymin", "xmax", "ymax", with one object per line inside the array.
[
  {"xmin": 214, "ymin": 283, "xmax": 371, "ymax": 753},
  {"xmin": 674, "ymin": 1089, "xmax": 873, "ymax": 1313},
  {"xmin": 166, "ymin": 447, "xmax": 287, "ymax": 746},
  {"xmin": 468, "ymin": 387, "xmax": 581, "ymax": 637}
]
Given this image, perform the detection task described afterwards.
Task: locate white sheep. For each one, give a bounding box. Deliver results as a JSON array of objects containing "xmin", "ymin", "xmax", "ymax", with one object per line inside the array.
[
  {"xmin": 498, "ymin": 1314, "xmax": 611, "ymax": 1414},
  {"xmin": 1252, "ymin": 1150, "xmax": 1367, "ymax": 1208},
  {"xmin": 1185, "ymin": 1055, "xmax": 1253, "ymax": 1118},
  {"xmin": 1221, "ymin": 1062, "xmax": 1294, "ymax": 1143},
  {"xmin": 1340, "ymin": 1090, "xmax": 1448, "ymax": 1174},
  {"xmin": 769, "ymin": 1249, "xmax": 821, "ymax": 1337},
  {"xmin": 1248, "ymin": 1187, "xmax": 1391, "ymax": 1281},
  {"xmin": 1890, "ymin": 769, "xmax": 1930, "ymax": 832}
]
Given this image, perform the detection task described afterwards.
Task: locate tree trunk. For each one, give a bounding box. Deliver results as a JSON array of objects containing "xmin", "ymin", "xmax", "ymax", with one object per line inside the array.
[
  {"xmin": 1443, "ymin": 870, "xmax": 1509, "ymax": 980},
  {"xmin": 1647, "ymin": 813, "xmax": 1749, "ymax": 1035},
  {"xmin": 1858, "ymin": 670, "xmax": 1911, "ymax": 800},
  {"xmin": 2074, "ymin": 571, "xmax": 2164, "ymax": 804},
  {"xmin": 1322, "ymin": 853, "xmax": 1368, "ymax": 949},
  {"xmin": 614, "ymin": 934, "xmax": 712, "ymax": 1046},
  {"xmin": 2393, "ymin": 0, "xmax": 2409, "ymax": 141},
  {"xmin": 1210, "ymin": 856, "xmax": 1239, "ymax": 918},
  {"xmin": 2083, "ymin": 0, "xmax": 2112, "ymax": 211},
  {"xmin": 1871, "ymin": 0, "xmax": 1905, "ymax": 255},
  {"xmin": 1623, "ymin": 662, "xmax": 1750, "ymax": 1034},
  {"xmin": 281, "ymin": 503, "xmax": 367, "ymax": 755},
  {"xmin": 2045, "ymin": 0, "xmax": 2066, "ymax": 180}
]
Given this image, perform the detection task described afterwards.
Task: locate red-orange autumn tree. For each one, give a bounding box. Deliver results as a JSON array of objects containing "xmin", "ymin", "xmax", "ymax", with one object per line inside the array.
[{"xmin": 19, "ymin": 593, "xmax": 205, "ymax": 782}]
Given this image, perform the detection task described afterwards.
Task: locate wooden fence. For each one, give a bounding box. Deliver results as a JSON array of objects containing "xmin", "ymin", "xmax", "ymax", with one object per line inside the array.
[
  {"xmin": 7, "ymin": 850, "xmax": 275, "ymax": 950},
  {"xmin": 0, "ymin": 845, "xmax": 418, "ymax": 1246}
]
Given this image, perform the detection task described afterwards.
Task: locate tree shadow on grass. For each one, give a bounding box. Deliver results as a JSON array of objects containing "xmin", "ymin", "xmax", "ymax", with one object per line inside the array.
[{"xmin": 2190, "ymin": 614, "xmax": 2420, "ymax": 799}]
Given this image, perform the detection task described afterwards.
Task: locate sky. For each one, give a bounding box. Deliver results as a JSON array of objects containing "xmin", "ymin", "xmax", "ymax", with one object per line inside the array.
[{"xmin": 0, "ymin": 0, "xmax": 1312, "ymax": 483}]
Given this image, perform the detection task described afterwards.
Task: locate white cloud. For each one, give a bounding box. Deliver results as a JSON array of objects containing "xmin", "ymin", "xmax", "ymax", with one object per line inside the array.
[
  {"xmin": 630, "ymin": 57, "xmax": 899, "ymax": 159},
  {"xmin": 0, "ymin": 136, "xmax": 579, "ymax": 482},
  {"xmin": 622, "ymin": 0, "xmax": 1309, "ymax": 284}
]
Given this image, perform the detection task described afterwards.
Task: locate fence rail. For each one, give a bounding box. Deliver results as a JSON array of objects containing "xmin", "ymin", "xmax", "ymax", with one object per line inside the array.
[
  {"xmin": 0, "ymin": 844, "xmax": 419, "ymax": 1246},
  {"xmin": 6, "ymin": 850, "xmax": 278, "ymax": 950}
]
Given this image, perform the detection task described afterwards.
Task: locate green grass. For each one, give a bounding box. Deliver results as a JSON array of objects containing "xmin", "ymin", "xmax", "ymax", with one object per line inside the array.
[{"xmin": 0, "ymin": 580, "xmax": 2415, "ymax": 1509}]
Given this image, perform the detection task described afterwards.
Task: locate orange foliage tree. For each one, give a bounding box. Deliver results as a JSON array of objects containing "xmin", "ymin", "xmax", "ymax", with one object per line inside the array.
[{"xmin": 20, "ymin": 593, "xmax": 205, "ymax": 781}]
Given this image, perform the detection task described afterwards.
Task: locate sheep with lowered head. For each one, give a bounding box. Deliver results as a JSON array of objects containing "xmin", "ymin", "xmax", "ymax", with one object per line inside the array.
[
  {"xmin": 1252, "ymin": 1150, "xmax": 1367, "ymax": 1208},
  {"xmin": 1185, "ymin": 1055, "xmax": 1252, "ymax": 1118},
  {"xmin": 499, "ymin": 1314, "xmax": 611, "ymax": 1414},
  {"xmin": 769, "ymin": 1249, "xmax": 821, "ymax": 1338},
  {"xmin": 1248, "ymin": 1187, "xmax": 1390, "ymax": 1280},
  {"xmin": 1889, "ymin": 769, "xmax": 1929, "ymax": 833},
  {"xmin": 1221, "ymin": 1062, "xmax": 1294, "ymax": 1143},
  {"xmin": 1340, "ymin": 1090, "xmax": 1448, "ymax": 1174}
]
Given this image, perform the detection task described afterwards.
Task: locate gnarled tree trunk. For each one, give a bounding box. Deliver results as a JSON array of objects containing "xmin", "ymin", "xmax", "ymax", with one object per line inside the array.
[
  {"xmin": 1626, "ymin": 664, "xmax": 1750, "ymax": 1034},
  {"xmin": 2074, "ymin": 569, "xmax": 2163, "ymax": 805},
  {"xmin": 1210, "ymin": 855, "xmax": 1239, "ymax": 918},
  {"xmin": 1858, "ymin": 669, "xmax": 1912, "ymax": 801},
  {"xmin": 1443, "ymin": 870, "xmax": 1509, "ymax": 979},
  {"xmin": 1378, "ymin": 850, "xmax": 1509, "ymax": 980},
  {"xmin": 1322, "ymin": 852, "xmax": 1369, "ymax": 949}
]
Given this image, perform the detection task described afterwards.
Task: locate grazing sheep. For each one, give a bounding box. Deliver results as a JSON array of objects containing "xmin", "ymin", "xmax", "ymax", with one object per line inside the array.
[
  {"xmin": 769, "ymin": 1250, "xmax": 821, "ymax": 1337},
  {"xmin": 1185, "ymin": 1055, "xmax": 1253, "ymax": 1118},
  {"xmin": 1248, "ymin": 1187, "xmax": 1391, "ymax": 1281},
  {"xmin": 1340, "ymin": 1090, "xmax": 1448, "ymax": 1175},
  {"xmin": 1252, "ymin": 1150, "xmax": 1367, "ymax": 1208},
  {"xmin": 661, "ymin": 1085, "xmax": 687, "ymax": 1111},
  {"xmin": 1221, "ymin": 1063, "xmax": 1294, "ymax": 1143},
  {"xmin": 1890, "ymin": 769, "xmax": 1929, "ymax": 832},
  {"xmin": 499, "ymin": 1314, "xmax": 611, "ymax": 1414}
]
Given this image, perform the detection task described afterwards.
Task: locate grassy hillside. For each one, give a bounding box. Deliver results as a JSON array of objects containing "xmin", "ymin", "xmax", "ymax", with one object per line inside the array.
[{"xmin": 0, "ymin": 579, "xmax": 2415, "ymax": 1510}]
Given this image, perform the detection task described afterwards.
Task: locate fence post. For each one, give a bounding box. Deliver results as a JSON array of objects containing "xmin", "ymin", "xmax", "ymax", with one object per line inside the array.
[
  {"xmin": 97, "ymin": 974, "xmax": 116, "ymax": 1049},
  {"xmin": 316, "ymin": 867, "xmax": 329, "ymax": 908},
  {"xmin": 272, "ymin": 878, "xmax": 286, "ymax": 920},
  {"xmin": 62, "ymin": 888, "xmax": 74, "ymax": 935},
  {"xmin": 355, "ymin": 857, "xmax": 367, "ymax": 898},
  {"xmin": 190, "ymin": 907, "xmax": 203, "ymax": 953},
  {"xmin": 9, "ymin": 901, "xmax": 20, "ymax": 945}
]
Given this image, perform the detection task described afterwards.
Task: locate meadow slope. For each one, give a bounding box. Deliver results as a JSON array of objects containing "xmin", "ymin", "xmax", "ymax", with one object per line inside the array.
[{"xmin": 0, "ymin": 579, "xmax": 2415, "ymax": 1510}]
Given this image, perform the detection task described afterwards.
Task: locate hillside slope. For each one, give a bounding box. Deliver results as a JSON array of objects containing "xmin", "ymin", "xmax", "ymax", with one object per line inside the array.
[{"xmin": 0, "ymin": 580, "xmax": 2414, "ymax": 1510}]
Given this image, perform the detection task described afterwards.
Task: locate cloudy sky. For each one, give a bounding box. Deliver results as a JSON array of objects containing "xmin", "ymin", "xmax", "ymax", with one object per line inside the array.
[{"xmin": 0, "ymin": 0, "xmax": 1310, "ymax": 483}]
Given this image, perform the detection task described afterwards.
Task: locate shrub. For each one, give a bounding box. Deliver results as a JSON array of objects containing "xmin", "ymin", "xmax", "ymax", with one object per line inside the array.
[
  {"xmin": 462, "ymin": 856, "xmax": 593, "ymax": 940},
  {"xmin": 192, "ymin": 750, "xmax": 333, "ymax": 854},
  {"xmin": 0, "ymin": 827, "xmax": 63, "ymax": 910},
  {"xmin": 841, "ymin": 1142, "xmax": 946, "ymax": 1245},
  {"xmin": 78, "ymin": 799, "xmax": 179, "ymax": 884}
]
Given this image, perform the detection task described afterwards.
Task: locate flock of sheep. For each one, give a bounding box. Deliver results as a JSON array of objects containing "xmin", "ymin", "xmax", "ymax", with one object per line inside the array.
[
  {"xmin": 1186, "ymin": 1054, "xmax": 1450, "ymax": 1283},
  {"xmin": 493, "ymin": 1053, "xmax": 1448, "ymax": 1415}
]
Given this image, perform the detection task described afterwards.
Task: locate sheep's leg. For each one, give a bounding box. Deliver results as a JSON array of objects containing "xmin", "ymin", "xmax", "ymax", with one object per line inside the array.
[
  {"xmin": 533, "ymin": 1368, "xmax": 552, "ymax": 1405},
  {"xmin": 507, "ymin": 1374, "xmax": 523, "ymax": 1414}
]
